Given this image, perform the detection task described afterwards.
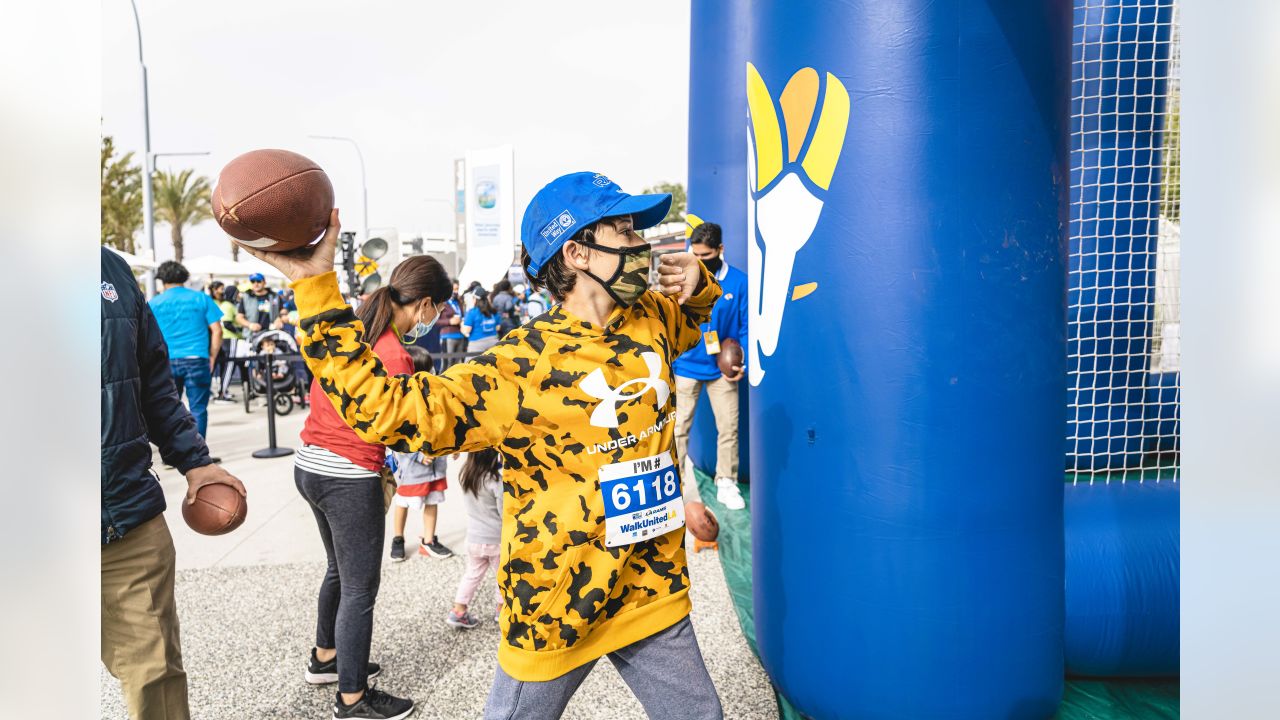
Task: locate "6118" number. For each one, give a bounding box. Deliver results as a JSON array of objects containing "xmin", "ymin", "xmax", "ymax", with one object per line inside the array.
[{"xmin": 611, "ymin": 470, "xmax": 678, "ymax": 511}]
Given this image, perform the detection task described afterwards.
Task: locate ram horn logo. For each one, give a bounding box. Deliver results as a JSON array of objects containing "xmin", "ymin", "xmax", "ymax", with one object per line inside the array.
[
  {"xmin": 579, "ymin": 352, "xmax": 670, "ymax": 428},
  {"xmin": 746, "ymin": 63, "xmax": 850, "ymax": 386}
]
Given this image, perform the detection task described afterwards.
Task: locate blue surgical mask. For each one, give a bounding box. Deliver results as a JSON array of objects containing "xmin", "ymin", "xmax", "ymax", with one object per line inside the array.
[{"xmin": 400, "ymin": 305, "xmax": 439, "ymax": 343}]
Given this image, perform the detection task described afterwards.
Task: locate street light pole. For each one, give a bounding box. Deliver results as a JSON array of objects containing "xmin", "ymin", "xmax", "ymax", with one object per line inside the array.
[
  {"xmin": 309, "ymin": 135, "xmax": 368, "ymax": 243},
  {"xmin": 128, "ymin": 0, "xmax": 157, "ymax": 297}
]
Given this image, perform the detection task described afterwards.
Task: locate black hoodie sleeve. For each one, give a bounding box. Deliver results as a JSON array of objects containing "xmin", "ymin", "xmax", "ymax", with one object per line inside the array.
[{"xmin": 136, "ymin": 290, "xmax": 213, "ymax": 474}]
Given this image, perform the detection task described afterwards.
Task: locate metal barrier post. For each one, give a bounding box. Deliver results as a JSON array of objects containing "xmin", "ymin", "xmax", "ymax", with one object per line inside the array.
[{"xmin": 252, "ymin": 351, "xmax": 294, "ymax": 459}]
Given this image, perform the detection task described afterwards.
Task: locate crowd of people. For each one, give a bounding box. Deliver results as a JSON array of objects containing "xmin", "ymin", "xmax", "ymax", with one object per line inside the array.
[{"xmin": 100, "ymin": 171, "xmax": 748, "ymax": 720}]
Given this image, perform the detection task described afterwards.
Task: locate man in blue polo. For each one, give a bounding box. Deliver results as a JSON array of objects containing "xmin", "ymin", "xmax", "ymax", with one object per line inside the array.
[
  {"xmin": 148, "ymin": 260, "xmax": 224, "ymax": 443},
  {"xmin": 673, "ymin": 221, "xmax": 747, "ymax": 510}
]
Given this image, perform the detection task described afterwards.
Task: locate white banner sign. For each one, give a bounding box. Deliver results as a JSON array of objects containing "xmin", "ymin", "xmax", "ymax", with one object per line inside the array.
[{"xmin": 459, "ymin": 145, "xmax": 515, "ymax": 289}]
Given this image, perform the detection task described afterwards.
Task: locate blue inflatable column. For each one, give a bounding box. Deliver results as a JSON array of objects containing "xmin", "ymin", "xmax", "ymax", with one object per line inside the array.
[
  {"xmin": 684, "ymin": 0, "xmax": 751, "ymax": 482},
  {"xmin": 747, "ymin": 2, "xmax": 1070, "ymax": 718}
]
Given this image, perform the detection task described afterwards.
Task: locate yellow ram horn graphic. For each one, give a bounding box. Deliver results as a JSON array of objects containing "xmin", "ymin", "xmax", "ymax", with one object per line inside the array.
[
  {"xmin": 684, "ymin": 213, "xmax": 705, "ymax": 239},
  {"xmin": 748, "ymin": 63, "xmax": 850, "ymax": 192}
]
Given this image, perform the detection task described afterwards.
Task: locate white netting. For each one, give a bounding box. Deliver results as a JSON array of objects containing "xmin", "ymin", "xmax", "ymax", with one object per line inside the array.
[{"xmin": 1067, "ymin": 0, "xmax": 1180, "ymax": 482}]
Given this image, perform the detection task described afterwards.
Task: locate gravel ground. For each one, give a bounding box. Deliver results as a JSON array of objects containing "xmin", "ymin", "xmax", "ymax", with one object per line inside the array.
[{"xmin": 100, "ymin": 545, "xmax": 777, "ymax": 719}]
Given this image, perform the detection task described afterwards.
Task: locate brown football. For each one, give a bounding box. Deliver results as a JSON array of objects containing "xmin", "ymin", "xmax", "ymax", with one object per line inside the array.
[
  {"xmin": 717, "ymin": 337, "xmax": 744, "ymax": 377},
  {"xmin": 686, "ymin": 501, "xmax": 719, "ymax": 542},
  {"xmin": 181, "ymin": 482, "xmax": 247, "ymax": 536},
  {"xmin": 212, "ymin": 149, "xmax": 334, "ymax": 252}
]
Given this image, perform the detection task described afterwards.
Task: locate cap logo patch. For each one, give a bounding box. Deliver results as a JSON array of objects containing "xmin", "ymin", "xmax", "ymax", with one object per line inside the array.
[
  {"xmin": 592, "ymin": 174, "xmax": 612, "ymax": 187},
  {"xmin": 541, "ymin": 210, "xmax": 576, "ymax": 244}
]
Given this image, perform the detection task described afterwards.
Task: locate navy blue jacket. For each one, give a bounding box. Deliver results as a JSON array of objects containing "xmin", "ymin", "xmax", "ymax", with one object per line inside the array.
[
  {"xmin": 673, "ymin": 262, "xmax": 749, "ymax": 381},
  {"xmin": 101, "ymin": 248, "xmax": 212, "ymax": 544}
]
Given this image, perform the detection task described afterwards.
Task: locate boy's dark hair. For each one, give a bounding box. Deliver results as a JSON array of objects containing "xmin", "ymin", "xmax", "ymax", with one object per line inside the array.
[
  {"xmin": 689, "ymin": 222, "xmax": 722, "ymax": 249},
  {"xmin": 155, "ymin": 261, "xmax": 190, "ymax": 285},
  {"xmin": 520, "ymin": 216, "xmax": 629, "ymax": 301},
  {"xmin": 493, "ymin": 279, "xmax": 513, "ymax": 294},
  {"xmin": 460, "ymin": 448, "xmax": 502, "ymax": 498},
  {"xmin": 404, "ymin": 345, "xmax": 434, "ymax": 374}
]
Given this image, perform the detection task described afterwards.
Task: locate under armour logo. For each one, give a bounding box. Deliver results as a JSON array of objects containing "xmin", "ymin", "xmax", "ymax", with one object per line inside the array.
[{"xmin": 579, "ymin": 352, "xmax": 670, "ymax": 428}]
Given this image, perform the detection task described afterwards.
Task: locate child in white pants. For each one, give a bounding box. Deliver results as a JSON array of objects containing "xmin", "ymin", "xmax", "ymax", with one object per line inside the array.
[{"xmin": 446, "ymin": 449, "xmax": 504, "ymax": 629}]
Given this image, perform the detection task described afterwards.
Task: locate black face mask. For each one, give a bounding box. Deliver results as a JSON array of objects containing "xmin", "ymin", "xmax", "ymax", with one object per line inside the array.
[{"xmin": 701, "ymin": 256, "xmax": 723, "ymax": 275}]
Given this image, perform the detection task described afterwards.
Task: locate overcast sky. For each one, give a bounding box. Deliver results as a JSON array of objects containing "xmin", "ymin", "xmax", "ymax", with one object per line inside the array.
[{"xmin": 102, "ymin": 0, "xmax": 690, "ymax": 263}]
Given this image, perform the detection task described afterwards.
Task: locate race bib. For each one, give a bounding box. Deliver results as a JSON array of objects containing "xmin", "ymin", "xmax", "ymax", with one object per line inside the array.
[{"xmin": 600, "ymin": 451, "xmax": 685, "ymax": 547}]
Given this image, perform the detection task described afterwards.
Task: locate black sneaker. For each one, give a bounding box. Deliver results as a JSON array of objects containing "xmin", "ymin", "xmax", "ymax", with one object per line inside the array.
[
  {"xmin": 390, "ymin": 536, "xmax": 406, "ymax": 562},
  {"xmin": 419, "ymin": 536, "xmax": 454, "ymax": 559},
  {"xmin": 305, "ymin": 648, "xmax": 382, "ymax": 685},
  {"xmin": 333, "ymin": 686, "xmax": 414, "ymax": 720}
]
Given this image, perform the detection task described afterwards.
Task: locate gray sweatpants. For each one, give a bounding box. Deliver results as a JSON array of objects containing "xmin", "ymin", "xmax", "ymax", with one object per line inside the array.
[{"xmin": 483, "ymin": 616, "xmax": 723, "ymax": 720}]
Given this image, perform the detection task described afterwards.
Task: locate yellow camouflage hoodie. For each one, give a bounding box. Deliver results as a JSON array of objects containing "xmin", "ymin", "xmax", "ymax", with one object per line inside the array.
[{"xmin": 291, "ymin": 268, "xmax": 721, "ymax": 681}]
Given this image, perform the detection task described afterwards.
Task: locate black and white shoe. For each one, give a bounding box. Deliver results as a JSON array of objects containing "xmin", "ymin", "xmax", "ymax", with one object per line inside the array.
[
  {"xmin": 419, "ymin": 536, "xmax": 454, "ymax": 559},
  {"xmin": 389, "ymin": 536, "xmax": 406, "ymax": 562},
  {"xmin": 305, "ymin": 648, "xmax": 382, "ymax": 685},
  {"xmin": 333, "ymin": 686, "xmax": 414, "ymax": 720}
]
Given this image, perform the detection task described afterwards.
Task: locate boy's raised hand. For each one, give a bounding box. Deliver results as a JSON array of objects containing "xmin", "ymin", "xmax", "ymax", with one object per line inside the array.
[
  {"xmin": 657, "ymin": 252, "xmax": 705, "ymax": 304},
  {"xmin": 244, "ymin": 208, "xmax": 342, "ymax": 284}
]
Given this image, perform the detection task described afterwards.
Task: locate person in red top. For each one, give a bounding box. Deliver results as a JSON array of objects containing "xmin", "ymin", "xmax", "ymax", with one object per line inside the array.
[{"xmin": 293, "ymin": 255, "xmax": 452, "ymax": 719}]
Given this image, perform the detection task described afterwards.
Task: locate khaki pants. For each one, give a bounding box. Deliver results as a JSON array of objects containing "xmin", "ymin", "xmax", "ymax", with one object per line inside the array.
[
  {"xmin": 674, "ymin": 375, "xmax": 740, "ymax": 483},
  {"xmin": 101, "ymin": 514, "xmax": 189, "ymax": 720}
]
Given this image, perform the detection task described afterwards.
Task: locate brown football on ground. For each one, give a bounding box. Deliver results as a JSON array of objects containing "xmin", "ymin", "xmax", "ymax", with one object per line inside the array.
[
  {"xmin": 181, "ymin": 482, "xmax": 247, "ymax": 536},
  {"xmin": 717, "ymin": 337, "xmax": 744, "ymax": 377},
  {"xmin": 686, "ymin": 501, "xmax": 719, "ymax": 542},
  {"xmin": 212, "ymin": 149, "xmax": 334, "ymax": 252}
]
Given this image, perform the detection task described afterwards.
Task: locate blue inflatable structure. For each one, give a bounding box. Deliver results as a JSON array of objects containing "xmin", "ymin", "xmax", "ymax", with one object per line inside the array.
[
  {"xmin": 1064, "ymin": 480, "xmax": 1180, "ymax": 677},
  {"xmin": 684, "ymin": 0, "xmax": 751, "ymax": 483},
  {"xmin": 684, "ymin": 0, "xmax": 1180, "ymax": 717},
  {"xmin": 742, "ymin": 1, "xmax": 1069, "ymax": 717}
]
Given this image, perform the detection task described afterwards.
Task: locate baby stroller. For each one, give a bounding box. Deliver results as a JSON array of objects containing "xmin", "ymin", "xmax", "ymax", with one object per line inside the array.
[{"xmin": 241, "ymin": 329, "xmax": 303, "ymax": 415}]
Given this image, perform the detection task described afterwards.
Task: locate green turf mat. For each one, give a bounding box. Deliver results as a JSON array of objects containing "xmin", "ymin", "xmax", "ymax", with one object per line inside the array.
[
  {"xmin": 1057, "ymin": 678, "xmax": 1180, "ymax": 719},
  {"xmin": 692, "ymin": 467, "xmax": 806, "ymax": 720},
  {"xmin": 694, "ymin": 466, "xmax": 1180, "ymax": 719}
]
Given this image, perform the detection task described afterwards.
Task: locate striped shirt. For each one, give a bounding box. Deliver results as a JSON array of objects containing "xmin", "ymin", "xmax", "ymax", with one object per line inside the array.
[{"xmin": 294, "ymin": 444, "xmax": 379, "ymax": 479}]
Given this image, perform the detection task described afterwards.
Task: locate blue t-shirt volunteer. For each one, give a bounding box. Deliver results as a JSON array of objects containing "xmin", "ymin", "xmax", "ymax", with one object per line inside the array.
[
  {"xmin": 148, "ymin": 287, "xmax": 224, "ymax": 359},
  {"xmin": 463, "ymin": 307, "xmax": 501, "ymax": 340},
  {"xmin": 673, "ymin": 261, "xmax": 748, "ymax": 381}
]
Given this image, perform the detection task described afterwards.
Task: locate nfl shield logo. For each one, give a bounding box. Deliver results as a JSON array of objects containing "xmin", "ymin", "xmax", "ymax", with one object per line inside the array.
[{"xmin": 100, "ymin": 281, "xmax": 118, "ymax": 303}]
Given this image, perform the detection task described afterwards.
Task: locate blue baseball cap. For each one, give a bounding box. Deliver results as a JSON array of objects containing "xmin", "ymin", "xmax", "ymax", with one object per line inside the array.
[
  {"xmin": 521, "ymin": 172, "xmax": 671, "ymax": 277},
  {"xmin": 248, "ymin": 272, "xmax": 265, "ymax": 282}
]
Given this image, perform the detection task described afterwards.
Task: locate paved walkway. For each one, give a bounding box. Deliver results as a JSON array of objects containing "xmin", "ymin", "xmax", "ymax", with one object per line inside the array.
[{"xmin": 100, "ymin": 399, "xmax": 778, "ymax": 719}]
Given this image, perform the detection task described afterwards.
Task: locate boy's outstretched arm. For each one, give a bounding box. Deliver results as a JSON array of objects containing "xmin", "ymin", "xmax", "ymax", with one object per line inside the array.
[
  {"xmin": 246, "ymin": 209, "xmax": 529, "ymax": 455},
  {"xmin": 654, "ymin": 253, "xmax": 721, "ymax": 357},
  {"xmin": 292, "ymin": 271, "xmax": 529, "ymax": 455}
]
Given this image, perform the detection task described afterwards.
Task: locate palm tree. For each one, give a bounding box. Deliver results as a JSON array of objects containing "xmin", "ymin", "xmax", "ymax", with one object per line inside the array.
[
  {"xmin": 229, "ymin": 238, "xmax": 241, "ymax": 261},
  {"xmin": 152, "ymin": 168, "xmax": 212, "ymax": 263}
]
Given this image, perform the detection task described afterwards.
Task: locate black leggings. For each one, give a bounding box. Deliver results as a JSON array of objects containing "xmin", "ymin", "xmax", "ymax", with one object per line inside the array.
[
  {"xmin": 294, "ymin": 466, "xmax": 384, "ymax": 693},
  {"xmin": 212, "ymin": 340, "xmax": 230, "ymax": 396}
]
